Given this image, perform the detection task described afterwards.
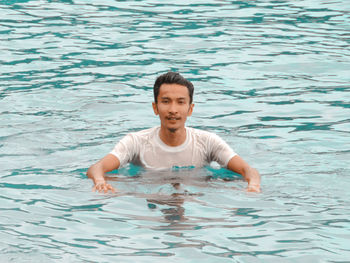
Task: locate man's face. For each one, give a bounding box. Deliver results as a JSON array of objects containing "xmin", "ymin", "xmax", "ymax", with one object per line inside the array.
[{"xmin": 152, "ymin": 83, "xmax": 194, "ymax": 133}]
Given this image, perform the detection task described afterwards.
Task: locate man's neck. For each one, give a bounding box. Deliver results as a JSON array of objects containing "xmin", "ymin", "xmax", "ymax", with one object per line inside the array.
[{"xmin": 159, "ymin": 126, "xmax": 187, "ymax": 147}]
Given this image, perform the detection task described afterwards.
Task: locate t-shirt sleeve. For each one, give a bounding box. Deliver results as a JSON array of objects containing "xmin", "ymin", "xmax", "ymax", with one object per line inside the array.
[
  {"xmin": 109, "ymin": 133, "xmax": 138, "ymax": 167},
  {"xmin": 207, "ymin": 133, "xmax": 237, "ymax": 167}
]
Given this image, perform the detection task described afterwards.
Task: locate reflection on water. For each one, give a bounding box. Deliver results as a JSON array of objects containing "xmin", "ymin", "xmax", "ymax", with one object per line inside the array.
[
  {"xmin": 108, "ymin": 168, "xmax": 220, "ymax": 224},
  {"xmin": 147, "ymin": 193, "xmax": 186, "ymax": 222},
  {"xmin": 1, "ymin": 0, "xmax": 350, "ymax": 261}
]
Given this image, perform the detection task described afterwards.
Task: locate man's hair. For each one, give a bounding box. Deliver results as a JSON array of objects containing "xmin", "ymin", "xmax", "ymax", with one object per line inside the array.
[{"xmin": 153, "ymin": 72, "xmax": 194, "ymax": 104}]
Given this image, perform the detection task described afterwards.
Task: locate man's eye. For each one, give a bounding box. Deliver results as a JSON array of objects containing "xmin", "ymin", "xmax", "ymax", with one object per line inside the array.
[{"xmin": 162, "ymin": 100, "xmax": 169, "ymax": 104}]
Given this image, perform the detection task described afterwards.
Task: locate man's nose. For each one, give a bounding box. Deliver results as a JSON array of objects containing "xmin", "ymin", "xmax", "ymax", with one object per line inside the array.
[{"xmin": 168, "ymin": 102, "xmax": 178, "ymax": 113}]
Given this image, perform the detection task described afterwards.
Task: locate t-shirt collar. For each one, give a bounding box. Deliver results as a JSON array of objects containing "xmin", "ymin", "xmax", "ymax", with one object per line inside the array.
[{"xmin": 155, "ymin": 126, "xmax": 190, "ymax": 152}]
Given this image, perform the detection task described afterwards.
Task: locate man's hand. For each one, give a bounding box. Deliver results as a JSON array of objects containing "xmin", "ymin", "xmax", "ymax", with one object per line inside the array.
[
  {"xmin": 87, "ymin": 154, "xmax": 120, "ymax": 193},
  {"xmin": 247, "ymin": 184, "xmax": 261, "ymax": 193},
  {"xmin": 92, "ymin": 181, "xmax": 116, "ymax": 193},
  {"xmin": 227, "ymin": 155, "xmax": 261, "ymax": 193}
]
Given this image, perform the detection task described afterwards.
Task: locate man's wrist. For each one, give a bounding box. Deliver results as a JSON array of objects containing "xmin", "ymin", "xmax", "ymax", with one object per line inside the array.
[{"xmin": 93, "ymin": 177, "xmax": 106, "ymax": 185}]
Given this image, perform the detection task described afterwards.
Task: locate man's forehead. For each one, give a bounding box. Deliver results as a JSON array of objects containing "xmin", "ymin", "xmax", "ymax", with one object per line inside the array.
[
  {"xmin": 159, "ymin": 84, "xmax": 189, "ymax": 95},
  {"xmin": 160, "ymin": 83, "xmax": 187, "ymax": 89}
]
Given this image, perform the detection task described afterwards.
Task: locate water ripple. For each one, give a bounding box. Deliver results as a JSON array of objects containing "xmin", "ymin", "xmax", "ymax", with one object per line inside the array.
[{"xmin": 1, "ymin": 0, "xmax": 350, "ymax": 261}]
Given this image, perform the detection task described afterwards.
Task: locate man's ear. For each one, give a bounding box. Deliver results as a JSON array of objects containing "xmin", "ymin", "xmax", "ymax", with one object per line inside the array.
[
  {"xmin": 152, "ymin": 102, "xmax": 159, "ymax": 115},
  {"xmin": 187, "ymin": 103, "xmax": 194, "ymax": 116}
]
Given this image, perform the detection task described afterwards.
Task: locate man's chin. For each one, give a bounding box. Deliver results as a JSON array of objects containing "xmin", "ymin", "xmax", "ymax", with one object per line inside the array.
[{"xmin": 168, "ymin": 127, "xmax": 178, "ymax": 133}]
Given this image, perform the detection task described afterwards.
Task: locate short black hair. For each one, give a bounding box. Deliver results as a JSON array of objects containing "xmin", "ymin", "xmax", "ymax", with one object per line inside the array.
[{"xmin": 153, "ymin": 72, "xmax": 194, "ymax": 104}]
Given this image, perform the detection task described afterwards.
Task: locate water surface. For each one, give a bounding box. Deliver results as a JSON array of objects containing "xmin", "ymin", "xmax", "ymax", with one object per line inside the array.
[{"xmin": 1, "ymin": 0, "xmax": 350, "ymax": 262}]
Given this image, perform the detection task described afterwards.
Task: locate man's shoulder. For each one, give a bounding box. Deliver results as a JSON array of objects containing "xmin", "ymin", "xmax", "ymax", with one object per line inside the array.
[
  {"xmin": 187, "ymin": 127, "xmax": 218, "ymax": 139},
  {"xmin": 128, "ymin": 126, "xmax": 158, "ymax": 138}
]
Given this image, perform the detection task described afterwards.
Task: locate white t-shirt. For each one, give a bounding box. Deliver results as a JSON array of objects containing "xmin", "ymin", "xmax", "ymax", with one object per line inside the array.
[{"xmin": 110, "ymin": 127, "xmax": 236, "ymax": 170}]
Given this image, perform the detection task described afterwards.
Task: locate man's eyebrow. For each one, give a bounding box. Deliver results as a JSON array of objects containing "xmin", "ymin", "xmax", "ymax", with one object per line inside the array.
[{"xmin": 160, "ymin": 96, "xmax": 187, "ymax": 100}]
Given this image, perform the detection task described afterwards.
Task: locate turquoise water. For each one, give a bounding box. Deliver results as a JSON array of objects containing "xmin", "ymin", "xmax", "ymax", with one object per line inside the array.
[{"xmin": 1, "ymin": 0, "xmax": 350, "ymax": 262}]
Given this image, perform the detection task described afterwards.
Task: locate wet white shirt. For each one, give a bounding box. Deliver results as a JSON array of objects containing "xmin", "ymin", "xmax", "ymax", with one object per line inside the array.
[{"xmin": 110, "ymin": 127, "xmax": 236, "ymax": 170}]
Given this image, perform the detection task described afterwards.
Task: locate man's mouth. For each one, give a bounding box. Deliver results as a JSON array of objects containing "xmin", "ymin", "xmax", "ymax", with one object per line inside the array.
[{"xmin": 166, "ymin": 116, "xmax": 180, "ymax": 121}]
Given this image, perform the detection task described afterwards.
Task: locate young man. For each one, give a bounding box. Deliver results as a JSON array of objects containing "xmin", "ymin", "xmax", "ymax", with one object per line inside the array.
[{"xmin": 87, "ymin": 72, "xmax": 261, "ymax": 193}]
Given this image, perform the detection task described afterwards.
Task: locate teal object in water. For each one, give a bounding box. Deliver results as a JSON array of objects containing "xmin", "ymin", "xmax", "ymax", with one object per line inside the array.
[{"xmin": 1, "ymin": 0, "xmax": 350, "ymax": 262}]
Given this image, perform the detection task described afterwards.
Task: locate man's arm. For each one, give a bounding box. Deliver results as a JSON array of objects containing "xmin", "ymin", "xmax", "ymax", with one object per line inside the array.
[
  {"xmin": 227, "ymin": 155, "xmax": 261, "ymax": 192},
  {"xmin": 86, "ymin": 154, "xmax": 120, "ymax": 193}
]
